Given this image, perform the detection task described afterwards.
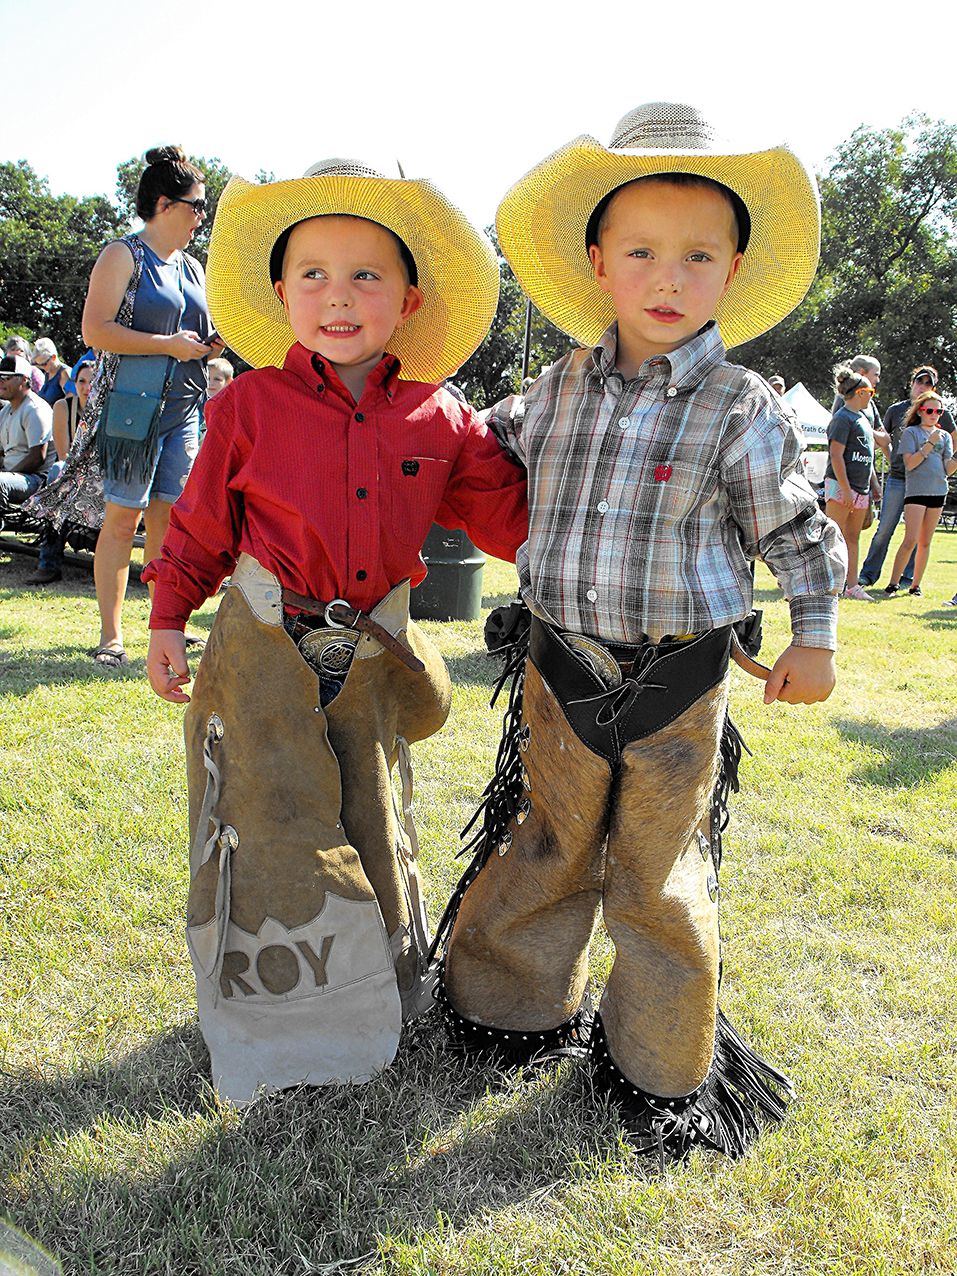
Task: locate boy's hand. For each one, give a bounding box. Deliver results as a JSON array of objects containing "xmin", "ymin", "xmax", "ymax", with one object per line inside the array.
[
  {"xmin": 147, "ymin": 629, "xmax": 192, "ymax": 703},
  {"xmin": 763, "ymin": 644, "xmax": 836, "ymax": 706}
]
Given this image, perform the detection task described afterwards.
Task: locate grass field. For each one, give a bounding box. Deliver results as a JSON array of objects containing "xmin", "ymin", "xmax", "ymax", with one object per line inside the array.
[{"xmin": 1, "ymin": 523, "xmax": 955, "ymax": 1276}]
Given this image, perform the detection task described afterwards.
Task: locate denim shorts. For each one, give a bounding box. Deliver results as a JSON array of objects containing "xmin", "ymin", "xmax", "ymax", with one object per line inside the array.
[{"xmin": 101, "ymin": 411, "xmax": 200, "ymax": 509}]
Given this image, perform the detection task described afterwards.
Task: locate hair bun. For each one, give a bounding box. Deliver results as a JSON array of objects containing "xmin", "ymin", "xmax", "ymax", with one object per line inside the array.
[
  {"xmin": 145, "ymin": 144, "xmax": 188, "ymax": 167},
  {"xmin": 833, "ymin": 364, "xmax": 864, "ymax": 396}
]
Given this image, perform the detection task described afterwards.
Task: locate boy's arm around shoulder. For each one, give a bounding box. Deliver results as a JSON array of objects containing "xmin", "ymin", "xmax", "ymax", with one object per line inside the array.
[
  {"xmin": 720, "ymin": 378, "xmax": 845, "ymax": 706},
  {"xmin": 432, "ymin": 390, "xmax": 528, "ymax": 564}
]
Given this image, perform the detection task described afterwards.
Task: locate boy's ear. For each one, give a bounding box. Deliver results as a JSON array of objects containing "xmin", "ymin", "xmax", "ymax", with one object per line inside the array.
[
  {"xmin": 722, "ymin": 251, "xmax": 744, "ymax": 297},
  {"xmin": 396, "ymin": 284, "xmax": 424, "ymax": 328},
  {"xmin": 589, "ymin": 243, "xmax": 611, "ymax": 294},
  {"xmin": 273, "ymin": 279, "xmax": 288, "ymax": 308}
]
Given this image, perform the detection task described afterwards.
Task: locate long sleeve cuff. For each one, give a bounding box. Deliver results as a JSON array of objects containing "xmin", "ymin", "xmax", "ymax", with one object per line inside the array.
[{"xmin": 788, "ymin": 593, "xmax": 839, "ymax": 650}]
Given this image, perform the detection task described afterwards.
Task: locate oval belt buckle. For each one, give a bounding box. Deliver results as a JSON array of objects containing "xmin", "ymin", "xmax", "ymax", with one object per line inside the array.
[
  {"xmin": 324, "ymin": 598, "xmax": 353, "ymax": 629},
  {"xmin": 298, "ymin": 627, "xmax": 359, "ymax": 676}
]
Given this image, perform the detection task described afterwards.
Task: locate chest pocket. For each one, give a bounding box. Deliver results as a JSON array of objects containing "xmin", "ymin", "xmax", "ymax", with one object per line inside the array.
[
  {"xmin": 386, "ymin": 456, "xmax": 453, "ymax": 548},
  {"xmin": 647, "ymin": 441, "xmax": 721, "ymax": 527}
]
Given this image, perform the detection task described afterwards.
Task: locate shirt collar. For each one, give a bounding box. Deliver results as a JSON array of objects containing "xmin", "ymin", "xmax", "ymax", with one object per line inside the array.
[
  {"xmin": 282, "ymin": 341, "xmax": 403, "ymax": 402},
  {"xmin": 592, "ymin": 320, "xmax": 727, "ymax": 392}
]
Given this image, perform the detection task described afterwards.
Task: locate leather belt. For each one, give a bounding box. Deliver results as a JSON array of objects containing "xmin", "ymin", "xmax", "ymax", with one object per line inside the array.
[
  {"xmin": 730, "ymin": 629, "xmax": 771, "ymax": 682},
  {"xmin": 281, "ymin": 588, "xmax": 425, "ymax": 673}
]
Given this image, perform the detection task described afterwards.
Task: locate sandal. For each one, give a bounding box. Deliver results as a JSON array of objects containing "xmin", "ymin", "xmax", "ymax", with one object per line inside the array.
[
  {"xmin": 908, "ymin": 585, "xmax": 922, "ymax": 597},
  {"xmin": 884, "ymin": 583, "xmax": 899, "ymax": 596},
  {"xmin": 92, "ymin": 646, "xmax": 130, "ymax": 669},
  {"xmin": 184, "ymin": 635, "xmax": 206, "ymax": 650}
]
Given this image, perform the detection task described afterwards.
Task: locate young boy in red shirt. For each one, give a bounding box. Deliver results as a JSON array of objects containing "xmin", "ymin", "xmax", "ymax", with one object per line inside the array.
[{"xmin": 144, "ymin": 160, "xmax": 527, "ymax": 1104}]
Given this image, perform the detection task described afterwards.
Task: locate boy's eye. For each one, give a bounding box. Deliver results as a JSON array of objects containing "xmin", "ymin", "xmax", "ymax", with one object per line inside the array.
[
  {"xmin": 304, "ymin": 268, "xmax": 326, "ymax": 279},
  {"xmin": 354, "ymin": 270, "xmax": 380, "ymax": 281},
  {"xmin": 627, "ymin": 249, "xmax": 651, "ymax": 259},
  {"xmin": 688, "ymin": 252, "xmax": 713, "ymax": 263}
]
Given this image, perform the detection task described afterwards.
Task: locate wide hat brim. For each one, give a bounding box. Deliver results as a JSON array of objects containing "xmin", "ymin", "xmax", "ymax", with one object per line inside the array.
[
  {"xmin": 206, "ymin": 174, "xmax": 499, "ymax": 381},
  {"xmin": 496, "ymin": 136, "xmax": 820, "ymax": 350}
]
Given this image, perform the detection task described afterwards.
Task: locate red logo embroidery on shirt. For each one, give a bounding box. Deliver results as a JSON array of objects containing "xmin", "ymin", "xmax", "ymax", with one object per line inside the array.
[{"xmin": 654, "ymin": 463, "xmax": 673, "ymax": 482}]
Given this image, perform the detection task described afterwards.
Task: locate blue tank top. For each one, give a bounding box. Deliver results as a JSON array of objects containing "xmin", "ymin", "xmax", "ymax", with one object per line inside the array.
[
  {"xmin": 38, "ymin": 366, "xmax": 66, "ymax": 409},
  {"xmin": 130, "ymin": 238, "xmax": 212, "ymax": 432}
]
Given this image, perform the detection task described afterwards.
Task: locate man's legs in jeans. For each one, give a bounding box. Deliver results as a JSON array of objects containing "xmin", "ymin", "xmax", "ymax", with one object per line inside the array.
[
  {"xmin": 0, "ymin": 471, "xmax": 44, "ymax": 525},
  {"xmin": 860, "ymin": 476, "xmax": 915, "ymax": 587}
]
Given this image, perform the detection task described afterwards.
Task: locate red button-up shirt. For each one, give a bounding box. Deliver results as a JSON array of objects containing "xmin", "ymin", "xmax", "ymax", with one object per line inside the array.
[{"xmin": 145, "ymin": 343, "xmax": 528, "ymax": 630}]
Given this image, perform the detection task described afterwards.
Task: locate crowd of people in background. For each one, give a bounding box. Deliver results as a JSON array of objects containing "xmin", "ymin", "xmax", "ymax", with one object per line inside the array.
[
  {"xmin": 2, "ymin": 165, "xmax": 957, "ymax": 655},
  {"xmin": 769, "ymin": 354, "xmax": 957, "ymax": 607}
]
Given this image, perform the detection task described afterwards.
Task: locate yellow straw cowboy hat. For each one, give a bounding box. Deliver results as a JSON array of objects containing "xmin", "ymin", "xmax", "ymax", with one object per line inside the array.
[
  {"xmin": 206, "ymin": 159, "xmax": 499, "ymax": 382},
  {"xmin": 496, "ymin": 102, "xmax": 820, "ymax": 351}
]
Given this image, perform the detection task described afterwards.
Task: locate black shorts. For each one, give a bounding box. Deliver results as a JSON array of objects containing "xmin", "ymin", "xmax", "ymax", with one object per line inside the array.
[{"xmin": 904, "ymin": 494, "xmax": 945, "ymax": 509}]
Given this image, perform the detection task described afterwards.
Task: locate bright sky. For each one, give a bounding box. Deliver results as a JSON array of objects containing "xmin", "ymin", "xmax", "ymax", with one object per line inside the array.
[{"xmin": 10, "ymin": 0, "xmax": 957, "ymax": 231}]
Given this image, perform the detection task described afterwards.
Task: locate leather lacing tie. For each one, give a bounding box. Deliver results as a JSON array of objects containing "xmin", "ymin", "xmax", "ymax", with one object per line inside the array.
[{"xmin": 567, "ymin": 645, "xmax": 667, "ymax": 727}]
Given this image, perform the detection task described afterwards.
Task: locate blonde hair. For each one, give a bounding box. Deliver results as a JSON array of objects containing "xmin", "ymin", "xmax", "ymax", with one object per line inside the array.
[
  {"xmin": 207, "ymin": 358, "xmax": 233, "ymax": 381},
  {"xmin": 904, "ymin": 391, "xmax": 943, "ymax": 430}
]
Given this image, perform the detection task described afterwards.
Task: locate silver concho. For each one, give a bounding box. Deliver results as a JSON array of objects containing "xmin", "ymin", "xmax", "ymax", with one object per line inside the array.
[
  {"xmin": 220, "ymin": 825, "xmax": 239, "ymax": 852},
  {"xmin": 298, "ymin": 627, "xmax": 359, "ymax": 677},
  {"xmin": 707, "ymin": 871, "xmax": 719, "ymax": 902},
  {"xmin": 521, "ymin": 766, "xmax": 531, "ymax": 792},
  {"xmin": 516, "ymin": 798, "xmax": 531, "ymax": 824},
  {"xmin": 498, "ymin": 831, "xmax": 513, "ymax": 856},
  {"xmin": 207, "ymin": 713, "xmax": 224, "ymax": 741},
  {"xmin": 560, "ymin": 633, "xmax": 622, "ymax": 688},
  {"xmin": 519, "ymin": 724, "xmax": 531, "ymax": 752},
  {"xmin": 697, "ymin": 830, "xmax": 710, "ymax": 861}
]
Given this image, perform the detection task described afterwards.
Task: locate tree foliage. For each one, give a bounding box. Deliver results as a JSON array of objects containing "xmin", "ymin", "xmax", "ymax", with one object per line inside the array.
[
  {"xmin": 737, "ymin": 115, "xmax": 957, "ymax": 406},
  {"xmin": 3, "ymin": 120, "xmax": 956, "ymax": 400},
  {"xmin": 0, "ymin": 161, "xmax": 122, "ymax": 361},
  {"xmin": 456, "ymin": 227, "xmax": 572, "ymax": 409}
]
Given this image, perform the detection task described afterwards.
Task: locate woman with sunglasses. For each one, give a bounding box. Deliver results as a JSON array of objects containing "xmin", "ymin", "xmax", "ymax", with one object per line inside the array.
[
  {"xmin": 78, "ymin": 145, "xmax": 221, "ymax": 667},
  {"xmin": 885, "ymin": 392, "xmax": 957, "ymax": 596}
]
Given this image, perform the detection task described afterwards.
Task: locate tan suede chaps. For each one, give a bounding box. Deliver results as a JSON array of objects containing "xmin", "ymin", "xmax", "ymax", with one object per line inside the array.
[
  {"xmin": 184, "ymin": 555, "xmax": 451, "ymax": 1104},
  {"xmin": 438, "ymin": 614, "xmax": 792, "ymax": 1160}
]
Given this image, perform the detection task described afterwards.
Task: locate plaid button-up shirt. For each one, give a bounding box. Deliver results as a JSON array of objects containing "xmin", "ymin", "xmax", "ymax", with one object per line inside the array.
[{"xmin": 488, "ymin": 322, "xmax": 845, "ymax": 648}]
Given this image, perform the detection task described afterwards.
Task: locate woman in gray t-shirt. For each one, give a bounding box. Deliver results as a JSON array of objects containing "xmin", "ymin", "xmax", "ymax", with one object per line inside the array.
[{"xmin": 886, "ymin": 392, "xmax": 957, "ymax": 596}]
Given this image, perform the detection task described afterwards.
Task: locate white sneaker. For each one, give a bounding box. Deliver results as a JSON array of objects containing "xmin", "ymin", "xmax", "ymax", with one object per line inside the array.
[
  {"xmin": 943, "ymin": 597, "xmax": 957, "ymax": 607},
  {"xmin": 843, "ymin": 583, "xmax": 876, "ymax": 602}
]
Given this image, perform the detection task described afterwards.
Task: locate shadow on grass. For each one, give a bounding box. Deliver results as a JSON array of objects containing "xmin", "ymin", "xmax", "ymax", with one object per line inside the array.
[
  {"xmin": 923, "ymin": 605, "xmax": 957, "ymax": 631},
  {"xmin": 753, "ymin": 586, "xmax": 785, "ymax": 604},
  {"xmin": 0, "ymin": 1013, "xmax": 629, "ymax": 1276},
  {"xmin": 832, "ymin": 715, "xmax": 957, "ymax": 787},
  {"xmin": 443, "ymin": 649, "xmax": 501, "ymax": 690},
  {"xmin": 0, "ymin": 647, "xmax": 148, "ymax": 695}
]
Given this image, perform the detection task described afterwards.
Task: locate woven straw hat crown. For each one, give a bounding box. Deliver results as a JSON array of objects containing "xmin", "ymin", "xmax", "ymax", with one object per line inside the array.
[
  {"xmin": 495, "ymin": 101, "xmax": 821, "ymax": 350},
  {"xmin": 205, "ymin": 159, "xmax": 499, "ymax": 381}
]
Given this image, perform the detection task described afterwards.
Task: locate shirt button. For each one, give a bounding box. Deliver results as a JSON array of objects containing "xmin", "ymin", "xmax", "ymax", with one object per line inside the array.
[
  {"xmin": 356, "ymin": 488, "xmax": 368, "ymax": 499},
  {"xmin": 354, "ymin": 411, "xmax": 365, "ymax": 422},
  {"xmin": 597, "ymin": 501, "xmax": 609, "ymax": 513},
  {"xmin": 618, "ymin": 417, "xmax": 630, "ymax": 430},
  {"xmin": 356, "ymin": 570, "xmax": 367, "ymax": 581},
  {"xmin": 586, "ymin": 588, "xmax": 598, "ymax": 602},
  {"xmin": 667, "ymin": 387, "xmax": 677, "ymax": 398}
]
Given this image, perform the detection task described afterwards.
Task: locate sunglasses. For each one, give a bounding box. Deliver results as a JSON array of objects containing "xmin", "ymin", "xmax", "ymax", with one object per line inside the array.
[
  {"xmin": 919, "ymin": 406, "xmax": 942, "ymax": 415},
  {"xmin": 170, "ymin": 197, "xmax": 207, "ymax": 215},
  {"xmin": 0, "ymin": 373, "xmax": 23, "ymax": 381},
  {"xmin": 914, "ymin": 376, "xmax": 935, "ymax": 386}
]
